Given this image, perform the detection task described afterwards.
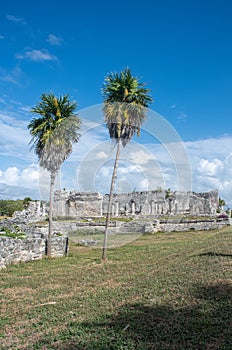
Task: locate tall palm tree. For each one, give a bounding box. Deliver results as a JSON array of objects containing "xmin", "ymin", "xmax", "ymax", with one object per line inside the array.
[
  {"xmin": 28, "ymin": 92, "xmax": 81, "ymax": 256},
  {"xmin": 102, "ymin": 68, "xmax": 152, "ymax": 259}
]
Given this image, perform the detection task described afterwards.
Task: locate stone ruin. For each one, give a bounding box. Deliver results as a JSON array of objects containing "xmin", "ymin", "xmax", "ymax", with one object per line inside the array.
[
  {"xmin": 53, "ymin": 189, "xmax": 219, "ymax": 218},
  {"xmin": 1, "ymin": 188, "xmax": 229, "ymax": 268},
  {"xmin": 0, "ymin": 201, "xmax": 66, "ymax": 270},
  {"xmin": 53, "ymin": 191, "xmax": 103, "ymax": 218},
  {"xmin": 0, "ymin": 189, "xmax": 219, "ymax": 225},
  {"xmin": 12, "ymin": 200, "xmax": 48, "ymax": 224}
]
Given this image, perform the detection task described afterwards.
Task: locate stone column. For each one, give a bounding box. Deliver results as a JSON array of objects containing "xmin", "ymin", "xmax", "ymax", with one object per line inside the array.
[
  {"xmin": 131, "ymin": 202, "xmax": 135, "ymax": 216},
  {"xmin": 125, "ymin": 204, "xmax": 129, "ymax": 216},
  {"xmin": 99, "ymin": 200, "xmax": 103, "ymax": 216},
  {"xmin": 111, "ymin": 204, "xmax": 115, "ymax": 217},
  {"xmin": 36, "ymin": 201, "xmax": 41, "ymax": 215},
  {"xmin": 115, "ymin": 202, "xmax": 119, "ymax": 217},
  {"xmin": 175, "ymin": 203, "xmax": 178, "ymax": 214},
  {"xmin": 151, "ymin": 200, "xmax": 155, "ymax": 215}
]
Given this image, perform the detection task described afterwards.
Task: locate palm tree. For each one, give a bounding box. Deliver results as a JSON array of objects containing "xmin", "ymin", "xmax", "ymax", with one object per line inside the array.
[
  {"xmin": 218, "ymin": 197, "xmax": 226, "ymax": 212},
  {"xmin": 28, "ymin": 92, "xmax": 81, "ymax": 256},
  {"xmin": 102, "ymin": 68, "xmax": 152, "ymax": 259}
]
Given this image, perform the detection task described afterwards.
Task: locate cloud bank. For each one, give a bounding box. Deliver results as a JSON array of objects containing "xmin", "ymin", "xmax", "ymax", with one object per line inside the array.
[{"xmin": 0, "ymin": 106, "xmax": 231, "ymax": 206}]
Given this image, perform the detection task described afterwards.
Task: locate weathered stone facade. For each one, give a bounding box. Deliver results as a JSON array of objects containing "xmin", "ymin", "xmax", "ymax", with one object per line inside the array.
[
  {"xmin": 53, "ymin": 189, "xmax": 219, "ymax": 218},
  {"xmin": 13, "ymin": 200, "xmax": 47, "ymax": 223},
  {"xmin": 53, "ymin": 190, "xmax": 103, "ymax": 218},
  {"xmin": 0, "ymin": 236, "xmax": 68, "ymax": 269}
]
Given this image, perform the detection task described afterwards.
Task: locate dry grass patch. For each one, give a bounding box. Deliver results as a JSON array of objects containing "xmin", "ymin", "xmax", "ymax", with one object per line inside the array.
[{"xmin": 2, "ymin": 286, "xmax": 35, "ymax": 297}]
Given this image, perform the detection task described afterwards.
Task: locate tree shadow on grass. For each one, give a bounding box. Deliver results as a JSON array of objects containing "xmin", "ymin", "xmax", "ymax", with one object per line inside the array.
[
  {"xmin": 33, "ymin": 281, "xmax": 232, "ymax": 350},
  {"xmin": 198, "ymin": 252, "xmax": 232, "ymax": 258},
  {"xmin": 194, "ymin": 279, "xmax": 232, "ymax": 301}
]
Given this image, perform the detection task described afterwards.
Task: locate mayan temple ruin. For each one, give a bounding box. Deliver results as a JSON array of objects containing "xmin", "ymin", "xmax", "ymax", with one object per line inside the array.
[{"xmin": 52, "ymin": 189, "xmax": 219, "ymax": 218}]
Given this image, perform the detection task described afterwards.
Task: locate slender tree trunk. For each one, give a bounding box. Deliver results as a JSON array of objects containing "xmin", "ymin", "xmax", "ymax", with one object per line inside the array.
[
  {"xmin": 47, "ymin": 172, "xmax": 56, "ymax": 257},
  {"xmin": 102, "ymin": 139, "xmax": 122, "ymax": 260}
]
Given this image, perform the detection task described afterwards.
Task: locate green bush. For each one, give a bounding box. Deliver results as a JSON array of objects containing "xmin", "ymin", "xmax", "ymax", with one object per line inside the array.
[
  {"xmin": 0, "ymin": 199, "xmax": 24, "ymax": 217},
  {"xmin": 0, "ymin": 226, "xmax": 26, "ymax": 239}
]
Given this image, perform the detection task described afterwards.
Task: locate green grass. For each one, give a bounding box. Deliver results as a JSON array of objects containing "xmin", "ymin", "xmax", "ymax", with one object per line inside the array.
[
  {"xmin": 69, "ymin": 231, "xmax": 142, "ymax": 248},
  {"xmin": 0, "ymin": 227, "xmax": 231, "ymax": 349}
]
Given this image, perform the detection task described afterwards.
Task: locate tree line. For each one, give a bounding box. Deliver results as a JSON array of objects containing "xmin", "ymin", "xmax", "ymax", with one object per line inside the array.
[{"xmin": 0, "ymin": 197, "xmax": 31, "ymax": 217}]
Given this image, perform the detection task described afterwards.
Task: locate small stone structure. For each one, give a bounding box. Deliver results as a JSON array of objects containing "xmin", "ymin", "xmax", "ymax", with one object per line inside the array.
[
  {"xmin": 0, "ymin": 202, "xmax": 67, "ymax": 270},
  {"xmin": 53, "ymin": 191, "xmax": 103, "ymax": 218},
  {"xmin": 13, "ymin": 200, "xmax": 47, "ymax": 224},
  {"xmin": 53, "ymin": 189, "xmax": 219, "ymax": 218},
  {"xmin": 0, "ymin": 236, "xmax": 68, "ymax": 269}
]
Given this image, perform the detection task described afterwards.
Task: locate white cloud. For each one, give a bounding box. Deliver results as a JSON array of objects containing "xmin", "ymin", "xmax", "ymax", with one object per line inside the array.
[
  {"xmin": 194, "ymin": 153, "xmax": 232, "ymax": 206},
  {"xmin": 18, "ymin": 105, "xmax": 31, "ymax": 113},
  {"xmin": 185, "ymin": 137, "xmax": 232, "ymax": 159},
  {"xmin": 0, "ymin": 111, "xmax": 34, "ymax": 160},
  {"xmin": 198, "ymin": 158, "xmax": 223, "ymax": 176},
  {"xmin": 47, "ymin": 34, "xmax": 63, "ymax": 46},
  {"xmin": 6, "ymin": 15, "xmax": 26, "ymax": 24},
  {"xmin": 0, "ymin": 128, "xmax": 29, "ymax": 154},
  {"xmin": 128, "ymin": 149, "xmax": 155, "ymax": 165},
  {"xmin": 0, "ymin": 165, "xmax": 39, "ymax": 188},
  {"xmin": 0, "ymin": 74, "xmax": 18, "ymax": 85},
  {"xmin": 178, "ymin": 112, "xmax": 187, "ymax": 120},
  {"xmin": 117, "ymin": 164, "xmax": 140, "ymax": 175},
  {"xmin": 93, "ymin": 161, "xmax": 149, "ymax": 194},
  {"xmin": 68, "ymin": 121, "xmax": 108, "ymax": 162},
  {"xmin": 0, "ymin": 66, "xmax": 22, "ymax": 85},
  {"xmin": 183, "ymin": 138, "xmax": 232, "ymax": 206},
  {"xmin": 16, "ymin": 49, "xmax": 57, "ymax": 62},
  {"xmin": 96, "ymin": 151, "xmax": 108, "ymax": 159}
]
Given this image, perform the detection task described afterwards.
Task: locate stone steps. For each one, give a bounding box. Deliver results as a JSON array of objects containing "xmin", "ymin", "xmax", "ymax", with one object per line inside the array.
[{"xmin": 118, "ymin": 221, "xmax": 154, "ymax": 234}]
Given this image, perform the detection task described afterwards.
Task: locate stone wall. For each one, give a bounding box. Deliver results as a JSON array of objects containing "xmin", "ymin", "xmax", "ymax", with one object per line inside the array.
[
  {"xmin": 157, "ymin": 218, "xmax": 231, "ymax": 233},
  {"xmin": 53, "ymin": 189, "xmax": 219, "ymax": 218},
  {"xmin": 50, "ymin": 217, "xmax": 230, "ymax": 237},
  {"xmin": 13, "ymin": 200, "xmax": 47, "ymax": 224},
  {"xmin": 53, "ymin": 190, "xmax": 103, "ymax": 218},
  {"xmin": 118, "ymin": 218, "xmax": 230, "ymax": 234},
  {"xmin": 103, "ymin": 190, "xmax": 219, "ymax": 217},
  {"xmin": 0, "ymin": 218, "xmax": 49, "ymax": 239},
  {"xmin": 0, "ymin": 236, "xmax": 68, "ymax": 270}
]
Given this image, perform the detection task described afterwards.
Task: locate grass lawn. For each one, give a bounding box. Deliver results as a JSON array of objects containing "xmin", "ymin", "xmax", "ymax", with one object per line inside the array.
[
  {"xmin": 69, "ymin": 231, "xmax": 142, "ymax": 248},
  {"xmin": 0, "ymin": 227, "xmax": 231, "ymax": 349}
]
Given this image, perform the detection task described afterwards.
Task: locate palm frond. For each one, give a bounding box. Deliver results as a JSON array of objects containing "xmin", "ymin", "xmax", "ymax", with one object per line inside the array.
[
  {"xmin": 28, "ymin": 92, "xmax": 81, "ymax": 173},
  {"xmin": 102, "ymin": 68, "xmax": 152, "ymax": 146}
]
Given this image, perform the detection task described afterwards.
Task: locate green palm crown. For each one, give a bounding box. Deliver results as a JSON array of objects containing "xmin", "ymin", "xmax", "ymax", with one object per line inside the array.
[
  {"xmin": 102, "ymin": 68, "xmax": 152, "ymax": 146},
  {"xmin": 28, "ymin": 92, "xmax": 81, "ymax": 174}
]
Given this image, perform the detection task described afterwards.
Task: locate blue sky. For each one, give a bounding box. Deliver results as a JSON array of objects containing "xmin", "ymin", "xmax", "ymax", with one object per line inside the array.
[{"xmin": 0, "ymin": 0, "xmax": 232, "ymax": 207}]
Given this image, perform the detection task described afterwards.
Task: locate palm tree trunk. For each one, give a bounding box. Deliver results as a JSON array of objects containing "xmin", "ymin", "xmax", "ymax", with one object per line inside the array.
[
  {"xmin": 47, "ymin": 172, "xmax": 56, "ymax": 257},
  {"xmin": 102, "ymin": 139, "xmax": 122, "ymax": 260}
]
